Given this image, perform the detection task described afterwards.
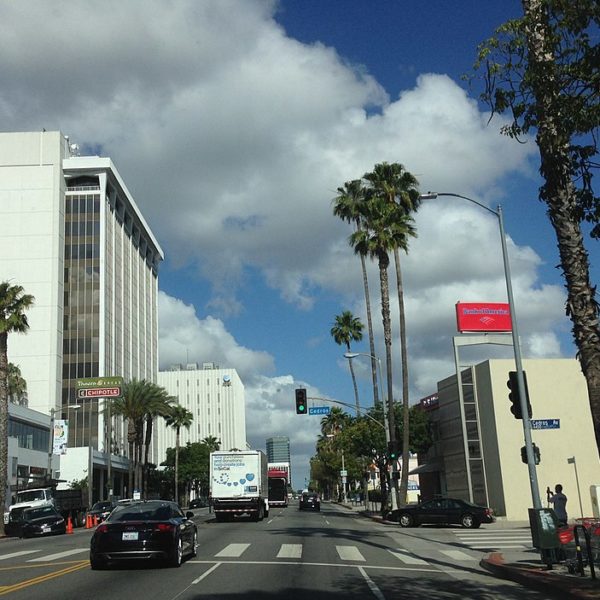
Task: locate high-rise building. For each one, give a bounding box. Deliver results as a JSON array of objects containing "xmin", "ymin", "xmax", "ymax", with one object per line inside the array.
[
  {"xmin": 266, "ymin": 436, "xmax": 290, "ymax": 464},
  {"xmin": 156, "ymin": 363, "xmax": 247, "ymax": 463},
  {"xmin": 0, "ymin": 131, "xmax": 163, "ymax": 499}
]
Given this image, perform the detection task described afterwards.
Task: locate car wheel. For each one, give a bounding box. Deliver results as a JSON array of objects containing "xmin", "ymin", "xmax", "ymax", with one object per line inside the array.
[
  {"xmin": 190, "ymin": 531, "xmax": 198, "ymax": 557},
  {"xmin": 461, "ymin": 514, "xmax": 477, "ymax": 528},
  {"xmin": 90, "ymin": 553, "xmax": 107, "ymax": 570},
  {"xmin": 399, "ymin": 513, "xmax": 414, "ymax": 528},
  {"xmin": 169, "ymin": 537, "xmax": 183, "ymax": 568}
]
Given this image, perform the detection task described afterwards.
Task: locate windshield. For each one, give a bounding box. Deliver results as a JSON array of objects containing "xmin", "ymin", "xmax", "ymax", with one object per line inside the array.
[
  {"xmin": 15, "ymin": 506, "xmax": 58, "ymax": 521},
  {"xmin": 92, "ymin": 501, "xmax": 113, "ymax": 511},
  {"xmin": 16, "ymin": 490, "xmax": 47, "ymax": 503}
]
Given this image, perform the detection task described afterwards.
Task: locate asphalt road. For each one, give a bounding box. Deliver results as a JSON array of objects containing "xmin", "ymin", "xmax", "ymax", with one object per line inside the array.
[{"xmin": 0, "ymin": 502, "xmax": 551, "ymax": 600}]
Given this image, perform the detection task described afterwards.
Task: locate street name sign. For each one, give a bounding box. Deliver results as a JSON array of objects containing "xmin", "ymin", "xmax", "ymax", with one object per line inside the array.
[
  {"xmin": 531, "ymin": 419, "xmax": 560, "ymax": 430},
  {"xmin": 309, "ymin": 406, "xmax": 331, "ymax": 415}
]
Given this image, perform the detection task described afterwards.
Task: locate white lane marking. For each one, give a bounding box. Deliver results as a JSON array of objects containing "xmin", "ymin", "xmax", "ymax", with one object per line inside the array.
[
  {"xmin": 28, "ymin": 548, "xmax": 88, "ymax": 562},
  {"xmin": 336, "ymin": 545, "xmax": 366, "ymax": 562},
  {"xmin": 468, "ymin": 544, "xmax": 527, "ymax": 549},
  {"xmin": 389, "ymin": 549, "xmax": 429, "ymax": 565},
  {"xmin": 440, "ymin": 549, "xmax": 477, "ymax": 561},
  {"xmin": 277, "ymin": 544, "xmax": 302, "ymax": 559},
  {"xmin": 358, "ymin": 566, "xmax": 386, "ymax": 600},
  {"xmin": 189, "ymin": 559, "xmax": 439, "ymax": 572},
  {"xmin": 0, "ymin": 550, "xmax": 40, "ymax": 560},
  {"xmin": 215, "ymin": 543, "xmax": 250, "ymax": 557},
  {"xmin": 192, "ymin": 562, "xmax": 221, "ymax": 584}
]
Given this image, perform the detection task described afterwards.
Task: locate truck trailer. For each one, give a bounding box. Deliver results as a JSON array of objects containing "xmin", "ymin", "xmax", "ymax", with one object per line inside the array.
[
  {"xmin": 268, "ymin": 466, "xmax": 289, "ymax": 508},
  {"xmin": 210, "ymin": 450, "xmax": 269, "ymax": 522}
]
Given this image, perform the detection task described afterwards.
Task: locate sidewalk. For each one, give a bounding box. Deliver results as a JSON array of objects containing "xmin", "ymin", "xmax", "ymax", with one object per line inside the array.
[{"xmin": 336, "ymin": 501, "xmax": 600, "ymax": 599}]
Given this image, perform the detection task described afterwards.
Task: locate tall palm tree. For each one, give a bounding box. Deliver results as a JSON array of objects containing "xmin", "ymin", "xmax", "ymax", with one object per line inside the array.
[
  {"xmin": 0, "ymin": 282, "xmax": 34, "ymax": 536},
  {"xmin": 363, "ymin": 162, "xmax": 420, "ymax": 507},
  {"xmin": 165, "ymin": 404, "xmax": 193, "ymax": 504},
  {"xmin": 350, "ymin": 197, "xmax": 417, "ymax": 509},
  {"xmin": 7, "ymin": 362, "xmax": 28, "ymax": 406},
  {"xmin": 333, "ymin": 181, "xmax": 380, "ymax": 406},
  {"xmin": 330, "ymin": 311, "xmax": 364, "ymax": 414}
]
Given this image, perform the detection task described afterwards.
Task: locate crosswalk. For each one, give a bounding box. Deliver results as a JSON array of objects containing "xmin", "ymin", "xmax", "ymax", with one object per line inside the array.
[
  {"xmin": 452, "ymin": 528, "xmax": 533, "ymax": 550},
  {"xmin": 0, "ymin": 535, "xmax": 527, "ymax": 567}
]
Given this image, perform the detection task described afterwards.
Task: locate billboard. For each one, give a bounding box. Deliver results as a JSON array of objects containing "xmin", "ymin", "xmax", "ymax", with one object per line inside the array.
[
  {"xmin": 53, "ymin": 419, "xmax": 69, "ymax": 455},
  {"xmin": 455, "ymin": 302, "xmax": 512, "ymax": 333}
]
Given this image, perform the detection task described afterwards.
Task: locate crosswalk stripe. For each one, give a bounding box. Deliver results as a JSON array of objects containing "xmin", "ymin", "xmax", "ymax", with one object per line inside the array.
[
  {"xmin": 389, "ymin": 549, "xmax": 429, "ymax": 565},
  {"xmin": 0, "ymin": 550, "xmax": 40, "ymax": 561},
  {"xmin": 468, "ymin": 544, "xmax": 528, "ymax": 549},
  {"xmin": 440, "ymin": 549, "xmax": 477, "ymax": 561},
  {"xmin": 277, "ymin": 544, "xmax": 302, "ymax": 559},
  {"xmin": 336, "ymin": 545, "xmax": 365, "ymax": 561},
  {"xmin": 28, "ymin": 549, "xmax": 88, "ymax": 562},
  {"xmin": 215, "ymin": 543, "xmax": 250, "ymax": 558}
]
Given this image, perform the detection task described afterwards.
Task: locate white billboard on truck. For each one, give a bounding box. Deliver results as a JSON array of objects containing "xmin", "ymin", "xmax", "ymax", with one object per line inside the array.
[{"xmin": 210, "ymin": 450, "xmax": 268, "ymax": 521}]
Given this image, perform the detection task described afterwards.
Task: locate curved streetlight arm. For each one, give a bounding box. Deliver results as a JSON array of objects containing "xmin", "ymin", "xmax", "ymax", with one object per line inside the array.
[{"xmin": 420, "ymin": 191, "xmax": 542, "ymax": 509}]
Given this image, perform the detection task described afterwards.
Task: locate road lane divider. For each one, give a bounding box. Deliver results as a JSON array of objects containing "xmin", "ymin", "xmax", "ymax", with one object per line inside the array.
[{"xmin": 0, "ymin": 560, "xmax": 89, "ymax": 596}]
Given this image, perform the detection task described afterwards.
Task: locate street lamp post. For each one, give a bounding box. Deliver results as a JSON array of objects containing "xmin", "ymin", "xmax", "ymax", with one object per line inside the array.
[{"xmin": 420, "ymin": 192, "xmax": 542, "ymax": 509}]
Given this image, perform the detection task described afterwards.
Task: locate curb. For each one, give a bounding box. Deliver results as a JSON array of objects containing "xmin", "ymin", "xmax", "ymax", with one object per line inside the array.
[{"xmin": 480, "ymin": 552, "xmax": 600, "ymax": 599}]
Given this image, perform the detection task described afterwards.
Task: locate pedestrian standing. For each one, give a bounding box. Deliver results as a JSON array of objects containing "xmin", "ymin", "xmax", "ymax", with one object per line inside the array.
[{"xmin": 547, "ymin": 484, "xmax": 568, "ymax": 526}]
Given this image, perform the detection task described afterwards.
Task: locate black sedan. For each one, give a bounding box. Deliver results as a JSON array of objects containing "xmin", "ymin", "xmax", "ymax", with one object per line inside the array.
[
  {"xmin": 389, "ymin": 497, "xmax": 495, "ymax": 529},
  {"xmin": 89, "ymin": 500, "xmax": 197, "ymax": 569},
  {"xmin": 188, "ymin": 497, "xmax": 208, "ymax": 509},
  {"xmin": 299, "ymin": 492, "xmax": 320, "ymax": 511},
  {"xmin": 5, "ymin": 505, "xmax": 66, "ymax": 538},
  {"xmin": 88, "ymin": 500, "xmax": 116, "ymax": 523}
]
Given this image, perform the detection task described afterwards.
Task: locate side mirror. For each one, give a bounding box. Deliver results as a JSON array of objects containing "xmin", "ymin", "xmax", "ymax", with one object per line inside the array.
[{"xmin": 186, "ymin": 511, "xmax": 194, "ymax": 519}]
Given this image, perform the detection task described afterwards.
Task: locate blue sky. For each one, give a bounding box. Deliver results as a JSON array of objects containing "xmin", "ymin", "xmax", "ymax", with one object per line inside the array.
[{"xmin": 1, "ymin": 0, "xmax": 596, "ymax": 489}]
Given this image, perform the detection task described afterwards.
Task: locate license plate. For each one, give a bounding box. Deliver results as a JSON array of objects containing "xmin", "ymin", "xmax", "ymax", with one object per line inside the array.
[
  {"xmin": 122, "ymin": 532, "xmax": 139, "ymax": 541},
  {"xmin": 41, "ymin": 526, "xmax": 50, "ymax": 532}
]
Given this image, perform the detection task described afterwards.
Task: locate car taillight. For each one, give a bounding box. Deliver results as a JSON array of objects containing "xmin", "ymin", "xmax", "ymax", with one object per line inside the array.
[
  {"xmin": 155, "ymin": 523, "xmax": 175, "ymax": 532},
  {"xmin": 96, "ymin": 524, "xmax": 108, "ymax": 534}
]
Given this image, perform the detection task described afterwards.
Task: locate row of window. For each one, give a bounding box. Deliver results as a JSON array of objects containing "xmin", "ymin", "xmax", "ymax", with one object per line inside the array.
[
  {"xmin": 65, "ymin": 194, "xmax": 100, "ymax": 215},
  {"xmin": 9, "ymin": 419, "xmax": 50, "ymax": 452}
]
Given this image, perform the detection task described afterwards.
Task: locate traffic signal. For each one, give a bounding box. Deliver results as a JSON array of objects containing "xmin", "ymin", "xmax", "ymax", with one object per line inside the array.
[
  {"xmin": 295, "ymin": 388, "xmax": 307, "ymax": 415},
  {"xmin": 387, "ymin": 440, "xmax": 400, "ymax": 461},
  {"xmin": 521, "ymin": 443, "xmax": 541, "ymax": 465},
  {"xmin": 507, "ymin": 370, "xmax": 532, "ymax": 419}
]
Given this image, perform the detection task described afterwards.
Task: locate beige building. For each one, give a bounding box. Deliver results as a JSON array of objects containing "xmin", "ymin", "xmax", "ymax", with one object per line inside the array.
[{"xmin": 421, "ymin": 358, "xmax": 600, "ymax": 521}]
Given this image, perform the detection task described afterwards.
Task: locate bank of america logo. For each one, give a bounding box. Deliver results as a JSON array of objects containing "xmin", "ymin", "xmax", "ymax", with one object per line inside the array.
[{"xmin": 479, "ymin": 316, "xmax": 495, "ymax": 326}]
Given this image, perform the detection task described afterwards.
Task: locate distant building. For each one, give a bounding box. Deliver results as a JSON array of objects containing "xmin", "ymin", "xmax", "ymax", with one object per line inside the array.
[
  {"xmin": 155, "ymin": 363, "xmax": 246, "ymax": 464},
  {"xmin": 266, "ymin": 436, "xmax": 290, "ymax": 464},
  {"xmin": 415, "ymin": 358, "xmax": 600, "ymax": 520},
  {"xmin": 0, "ymin": 130, "xmax": 163, "ymax": 503}
]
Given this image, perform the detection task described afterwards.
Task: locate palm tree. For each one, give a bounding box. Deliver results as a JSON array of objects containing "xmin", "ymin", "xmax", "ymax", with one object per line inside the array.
[
  {"xmin": 0, "ymin": 282, "xmax": 34, "ymax": 536},
  {"xmin": 110, "ymin": 379, "xmax": 168, "ymax": 496},
  {"xmin": 333, "ymin": 180, "xmax": 380, "ymax": 407},
  {"xmin": 201, "ymin": 435, "xmax": 221, "ymax": 452},
  {"xmin": 165, "ymin": 404, "xmax": 193, "ymax": 504},
  {"xmin": 363, "ymin": 162, "xmax": 420, "ymax": 507},
  {"xmin": 330, "ymin": 311, "xmax": 364, "ymax": 414},
  {"xmin": 349, "ymin": 197, "xmax": 417, "ymax": 510},
  {"xmin": 7, "ymin": 362, "xmax": 28, "ymax": 406}
]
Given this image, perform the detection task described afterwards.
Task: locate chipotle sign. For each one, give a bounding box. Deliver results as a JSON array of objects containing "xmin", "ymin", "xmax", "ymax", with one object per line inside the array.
[{"xmin": 456, "ymin": 302, "xmax": 512, "ymax": 332}]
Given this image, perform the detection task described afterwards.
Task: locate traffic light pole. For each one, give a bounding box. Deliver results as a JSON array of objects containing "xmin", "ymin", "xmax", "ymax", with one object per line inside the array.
[{"xmin": 498, "ymin": 205, "xmax": 542, "ymax": 509}]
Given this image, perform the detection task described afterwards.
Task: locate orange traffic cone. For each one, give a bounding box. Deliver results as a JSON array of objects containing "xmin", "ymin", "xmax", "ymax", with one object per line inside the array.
[
  {"xmin": 85, "ymin": 513, "xmax": 92, "ymax": 529},
  {"xmin": 94, "ymin": 514, "xmax": 99, "ymax": 526},
  {"xmin": 66, "ymin": 515, "xmax": 73, "ymax": 534}
]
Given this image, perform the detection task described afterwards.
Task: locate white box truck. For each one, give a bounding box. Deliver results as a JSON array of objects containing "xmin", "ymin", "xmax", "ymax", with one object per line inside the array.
[{"xmin": 210, "ymin": 450, "xmax": 269, "ymax": 522}]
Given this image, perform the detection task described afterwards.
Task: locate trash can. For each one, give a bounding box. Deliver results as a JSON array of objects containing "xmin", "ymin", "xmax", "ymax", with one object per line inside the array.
[{"xmin": 529, "ymin": 508, "xmax": 561, "ymax": 565}]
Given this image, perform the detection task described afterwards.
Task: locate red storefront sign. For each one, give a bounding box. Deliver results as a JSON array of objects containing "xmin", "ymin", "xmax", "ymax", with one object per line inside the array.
[{"xmin": 455, "ymin": 302, "xmax": 512, "ymax": 332}]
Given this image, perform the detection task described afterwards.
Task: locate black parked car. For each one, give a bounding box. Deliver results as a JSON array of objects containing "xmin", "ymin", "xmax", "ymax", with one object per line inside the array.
[
  {"xmin": 88, "ymin": 500, "xmax": 116, "ymax": 523},
  {"xmin": 188, "ymin": 498, "xmax": 208, "ymax": 509},
  {"xmin": 299, "ymin": 492, "xmax": 320, "ymax": 511},
  {"xmin": 89, "ymin": 500, "xmax": 197, "ymax": 569},
  {"xmin": 389, "ymin": 497, "xmax": 495, "ymax": 529},
  {"xmin": 5, "ymin": 505, "xmax": 66, "ymax": 538}
]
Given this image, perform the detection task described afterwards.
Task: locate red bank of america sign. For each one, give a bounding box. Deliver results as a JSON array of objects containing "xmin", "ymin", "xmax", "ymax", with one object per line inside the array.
[{"xmin": 455, "ymin": 302, "xmax": 512, "ymax": 333}]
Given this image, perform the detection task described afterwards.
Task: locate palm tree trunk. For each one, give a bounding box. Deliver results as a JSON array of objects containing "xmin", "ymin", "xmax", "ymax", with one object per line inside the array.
[
  {"xmin": 393, "ymin": 248, "xmax": 410, "ymax": 507},
  {"xmin": 346, "ymin": 343, "xmax": 361, "ymax": 415},
  {"xmin": 377, "ymin": 250, "xmax": 399, "ymax": 511},
  {"xmin": 175, "ymin": 427, "xmax": 180, "ymax": 504},
  {"xmin": 523, "ymin": 0, "xmax": 600, "ymax": 450},
  {"xmin": 0, "ymin": 333, "xmax": 9, "ymax": 536},
  {"xmin": 143, "ymin": 417, "xmax": 153, "ymax": 500},
  {"xmin": 359, "ymin": 245, "xmax": 379, "ymax": 406}
]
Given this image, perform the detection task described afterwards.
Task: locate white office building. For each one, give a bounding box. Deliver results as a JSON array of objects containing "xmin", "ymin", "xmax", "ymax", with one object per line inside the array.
[
  {"xmin": 0, "ymin": 130, "xmax": 163, "ymax": 500},
  {"xmin": 155, "ymin": 363, "xmax": 247, "ymax": 464}
]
